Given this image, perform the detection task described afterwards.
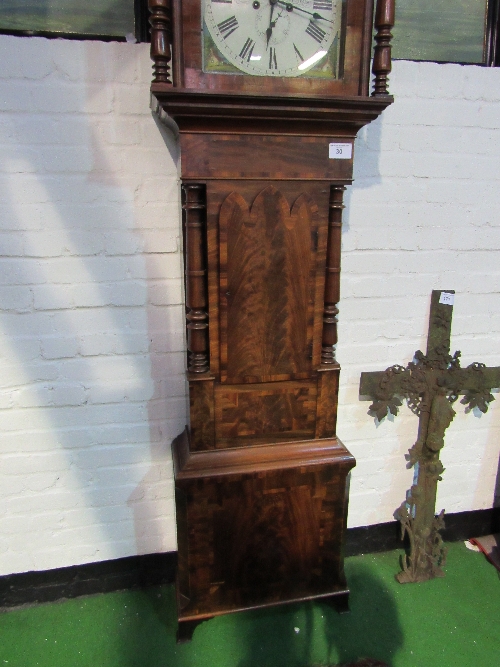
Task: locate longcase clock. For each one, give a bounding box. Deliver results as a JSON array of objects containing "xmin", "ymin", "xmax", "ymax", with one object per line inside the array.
[{"xmin": 148, "ymin": 0, "xmax": 395, "ymax": 642}]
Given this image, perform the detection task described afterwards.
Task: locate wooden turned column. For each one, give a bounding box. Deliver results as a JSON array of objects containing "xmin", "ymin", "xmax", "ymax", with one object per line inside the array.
[
  {"xmin": 321, "ymin": 185, "xmax": 345, "ymax": 366},
  {"xmin": 372, "ymin": 0, "xmax": 395, "ymax": 96},
  {"xmin": 148, "ymin": 0, "xmax": 173, "ymax": 84},
  {"xmin": 182, "ymin": 184, "xmax": 209, "ymax": 374}
]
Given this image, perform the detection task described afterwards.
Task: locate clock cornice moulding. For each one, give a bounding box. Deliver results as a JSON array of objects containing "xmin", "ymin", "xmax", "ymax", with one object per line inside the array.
[{"xmin": 151, "ymin": 88, "xmax": 393, "ymax": 135}]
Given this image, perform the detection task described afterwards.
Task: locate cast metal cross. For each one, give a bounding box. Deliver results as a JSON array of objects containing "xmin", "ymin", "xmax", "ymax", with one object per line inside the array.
[{"xmin": 359, "ymin": 290, "xmax": 500, "ymax": 583}]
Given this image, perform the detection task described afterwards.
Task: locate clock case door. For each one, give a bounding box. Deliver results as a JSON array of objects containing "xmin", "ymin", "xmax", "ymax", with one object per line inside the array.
[{"xmin": 148, "ymin": 0, "xmax": 394, "ymax": 640}]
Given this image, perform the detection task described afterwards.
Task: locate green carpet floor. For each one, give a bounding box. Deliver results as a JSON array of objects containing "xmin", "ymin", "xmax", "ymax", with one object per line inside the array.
[{"xmin": 1, "ymin": 542, "xmax": 499, "ymax": 667}]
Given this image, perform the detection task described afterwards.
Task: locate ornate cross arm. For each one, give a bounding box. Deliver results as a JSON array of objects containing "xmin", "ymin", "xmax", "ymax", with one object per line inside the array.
[
  {"xmin": 360, "ymin": 291, "xmax": 500, "ymax": 421},
  {"xmin": 442, "ymin": 364, "xmax": 500, "ymax": 413},
  {"xmin": 360, "ymin": 361, "xmax": 500, "ymax": 422},
  {"xmin": 359, "ymin": 364, "xmax": 408, "ymax": 421}
]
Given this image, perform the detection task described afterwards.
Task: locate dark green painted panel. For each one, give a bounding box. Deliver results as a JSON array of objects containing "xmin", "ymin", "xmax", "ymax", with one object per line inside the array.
[
  {"xmin": 392, "ymin": 0, "xmax": 487, "ymax": 64},
  {"xmin": 0, "ymin": 1, "xmax": 134, "ymax": 37}
]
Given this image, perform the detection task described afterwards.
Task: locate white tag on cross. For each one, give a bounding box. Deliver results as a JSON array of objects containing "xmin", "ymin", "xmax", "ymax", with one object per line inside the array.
[{"xmin": 439, "ymin": 292, "xmax": 455, "ymax": 306}]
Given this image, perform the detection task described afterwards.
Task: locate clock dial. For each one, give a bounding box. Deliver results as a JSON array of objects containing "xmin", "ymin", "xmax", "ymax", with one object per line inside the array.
[{"xmin": 202, "ymin": 0, "xmax": 343, "ymax": 77}]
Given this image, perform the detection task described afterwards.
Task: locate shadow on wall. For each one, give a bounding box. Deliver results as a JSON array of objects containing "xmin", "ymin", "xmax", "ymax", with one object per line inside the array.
[
  {"xmin": 0, "ymin": 35, "xmax": 183, "ymax": 576},
  {"xmin": 342, "ymin": 115, "xmax": 384, "ymax": 235},
  {"xmin": 128, "ymin": 111, "xmax": 184, "ymax": 558}
]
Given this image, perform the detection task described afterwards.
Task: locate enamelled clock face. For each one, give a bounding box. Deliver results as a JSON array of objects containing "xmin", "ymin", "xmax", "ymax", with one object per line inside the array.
[{"xmin": 203, "ymin": 0, "xmax": 343, "ymax": 77}]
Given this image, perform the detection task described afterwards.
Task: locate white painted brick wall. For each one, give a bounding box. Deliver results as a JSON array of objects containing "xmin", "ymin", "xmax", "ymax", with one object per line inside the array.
[
  {"xmin": 340, "ymin": 60, "xmax": 500, "ymax": 526},
  {"xmin": 0, "ymin": 35, "xmax": 183, "ymax": 576},
  {"xmin": 0, "ymin": 36, "xmax": 499, "ymax": 576}
]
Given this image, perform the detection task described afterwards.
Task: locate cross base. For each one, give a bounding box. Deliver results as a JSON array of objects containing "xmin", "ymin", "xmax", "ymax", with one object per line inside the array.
[{"xmin": 396, "ymin": 562, "xmax": 446, "ymax": 584}]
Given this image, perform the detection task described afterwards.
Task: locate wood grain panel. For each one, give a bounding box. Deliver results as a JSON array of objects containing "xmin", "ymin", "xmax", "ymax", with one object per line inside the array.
[
  {"xmin": 214, "ymin": 381, "xmax": 317, "ymax": 447},
  {"xmin": 315, "ymin": 368, "xmax": 340, "ymax": 439},
  {"xmin": 219, "ymin": 186, "xmax": 319, "ymax": 384},
  {"xmin": 189, "ymin": 377, "xmax": 215, "ymax": 451},
  {"xmin": 179, "ymin": 134, "xmax": 354, "ymax": 182},
  {"xmin": 175, "ymin": 462, "xmax": 353, "ymax": 619},
  {"xmin": 205, "ymin": 180, "xmax": 330, "ymax": 383},
  {"xmin": 212, "ymin": 484, "xmax": 320, "ymax": 599},
  {"xmin": 172, "ymin": 428, "xmax": 355, "ymax": 480}
]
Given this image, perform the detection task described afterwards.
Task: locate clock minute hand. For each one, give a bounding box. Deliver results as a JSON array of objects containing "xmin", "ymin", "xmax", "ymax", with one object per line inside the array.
[
  {"xmin": 277, "ymin": 1, "xmax": 334, "ymax": 24},
  {"xmin": 266, "ymin": 1, "xmax": 277, "ymax": 48}
]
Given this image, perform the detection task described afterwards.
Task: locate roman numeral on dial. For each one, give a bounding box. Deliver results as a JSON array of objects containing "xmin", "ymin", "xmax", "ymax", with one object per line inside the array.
[
  {"xmin": 313, "ymin": 0, "xmax": 333, "ymax": 9},
  {"xmin": 239, "ymin": 37, "xmax": 255, "ymax": 61},
  {"xmin": 293, "ymin": 43, "xmax": 304, "ymax": 64},
  {"xmin": 268, "ymin": 47, "xmax": 278, "ymax": 70},
  {"xmin": 306, "ymin": 20, "xmax": 327, "ymax": 44},
  {"xmin": 217, "ymin": 15, "xmax": 239, "ymax": 39}
]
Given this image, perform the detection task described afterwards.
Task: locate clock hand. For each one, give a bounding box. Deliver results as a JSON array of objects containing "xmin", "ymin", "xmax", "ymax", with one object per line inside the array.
[
  {"xmin": 266, "ymin": 1, "xmax": 276, "ymax": 48},
  {"xmin": 277, "ymin": 1, "xmax": 334, "ymax": 24},
  {"xmin": 266, "ymin": 0, "xmax": 281, "ymax": 49}
]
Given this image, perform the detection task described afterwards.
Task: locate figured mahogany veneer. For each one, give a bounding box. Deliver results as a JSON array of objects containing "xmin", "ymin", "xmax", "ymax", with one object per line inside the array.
[
  {"xmin": 219, "ymin": 186, "xmax": 320, "ymax": 384},
  {"xmin": 174, "ymin": 428, "xmax": 355, "ymax": 621},
  {"xmin": 148, "ymin": 0, "xmax": 395, "ymax": 642},
  {"xmin": 185, "ymin": 174, "xmax": 346, "ymax": 455}
]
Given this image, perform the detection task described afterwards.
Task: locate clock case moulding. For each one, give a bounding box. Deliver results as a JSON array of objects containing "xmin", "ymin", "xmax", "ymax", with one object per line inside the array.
[{"xmin": 148, "ymin": 0, "xmax": 395, "ymax": 643}]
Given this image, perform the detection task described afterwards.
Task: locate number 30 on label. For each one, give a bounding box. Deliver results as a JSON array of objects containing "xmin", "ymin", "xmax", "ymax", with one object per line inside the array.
[{"xmin": 329, "ymin": 143, "xmax": 353, "ymax": 160}]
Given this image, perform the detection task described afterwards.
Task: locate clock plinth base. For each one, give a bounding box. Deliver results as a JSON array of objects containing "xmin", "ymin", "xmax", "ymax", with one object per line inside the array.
[
  {"xmin": 172, "ymin": 428, "xmax": 355, "ymax": 641},
  {"xmin": 176, "ymin": 590, "xmax": 351, "ymax": 644}
]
